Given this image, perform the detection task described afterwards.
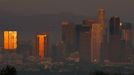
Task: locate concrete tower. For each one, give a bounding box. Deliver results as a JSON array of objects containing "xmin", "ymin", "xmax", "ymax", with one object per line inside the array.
[
  {"xmin": 108, "ymin": 16, "xmax": 122, "ymax": 62},
  {"xmin": 98, "ymin": 8, "xmax": 105, "ymax": 26},
  {"xmin": 36, "ymin": 33, "xmax": 50, "ymax": 61},
  {"xmin": 121, "ymin": 23, "xmax": 133, "ymax": 62},
  {"xmin": 61, "ymin": 21, "xmax": 76, "ymax": 56},
  {"xmin": 76, "ymin": 24, "xmax": 91, "ymax": 71},
  {"xmin": 91, "ymin": 23, "xmax": 103, "ymax": 63}
]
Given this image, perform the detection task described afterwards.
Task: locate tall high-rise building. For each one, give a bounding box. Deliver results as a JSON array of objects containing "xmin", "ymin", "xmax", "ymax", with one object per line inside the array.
[
  {"xmin": 109, "ymin": 16, "xmax": 121, "ymax": 35},
  {"xmin": 98, "ymin": 8, "xmax": 105, "ymax": 26},
  {"xmin": 97, "ymin": 8, "xmax": 108, "ymax": 63},
  {"xmin": 36, "ymin": 33, "xmax": 50, "ymax": 61},
  {"xmin": 121, "ymin": 23, "xmax": 133, "ymax": 62},
  {"xmin": 91, "ymin": 23, "xmax": 103, "ymax": 63},
  {"xmin": 61, "ymin": 21, "xmax": 76, "ymax": 55},
  {"xmin": 108, "ymin": 16, "xmax": 122, "ymax": 62},
  {"xmin": 76, "ymin": 24, "xmax": 91, "ymax": 71},
  {"xmin": 4, "ymin": 31, "xmax": 17, "ymax": 50}
]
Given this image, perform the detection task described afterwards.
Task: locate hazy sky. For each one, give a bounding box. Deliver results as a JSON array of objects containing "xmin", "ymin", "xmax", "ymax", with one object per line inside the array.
[
  {"xmin": 0, "ymin": 0, "xmax": 134, "ymax": 44},
  {"xmin": 0, "ymin": 0, "xmax": 133, "ymax": 20}
]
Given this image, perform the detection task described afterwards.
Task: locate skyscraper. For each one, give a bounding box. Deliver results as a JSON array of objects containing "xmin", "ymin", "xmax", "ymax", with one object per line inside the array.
[
  {"xmin": 36, "ymin": 33, "xmax": 49, "ymax": 61},
  {"xmin": 97, "ymin": 8, "xmax": 107, "ymax": 63},
  {"xmin": 91, "ymin": 23, "xmax": 103, "ymax": 63},
  {"xmin": 90, "ymin": 8, "xmax": 106, "ymax": 63},
  {"xmin": 121, "ymin": 23, "xmax": 133, "ymax": 62},
  {"xmin": 109, "ymin": 16, "xmax": 121, "ymax": 35},
  {"xmin": 61, "ymin": 21, "xmax": 76, "ymax": 56},
  {"xmin": 76, "ymin": 24, "xmax": 91, "ymax": 71},
  {"xmin": 98, "ymin": 8, "xmax": 105, "ymax": 26},
  {"xmin": 108, "ymin": 16, "xmax": 122, "ymax": 62}
]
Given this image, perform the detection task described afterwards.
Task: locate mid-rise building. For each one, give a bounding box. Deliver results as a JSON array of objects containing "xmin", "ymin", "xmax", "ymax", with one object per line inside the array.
[
  {"xmin": 76, "ymin": 24, "xmax": 91, "ymax": 71},
  {"xmin": 36, "ymin": 33, "xmax": 50, "ymax": 61},
  {"xmin": 121, "ymin": 23, "xmax": 133, "ymax": 62},
  {"xmin": 61, "ymin": 21, "xmax": 76, "ymax": 56},
  {"xmin": 4, "ymin": 31, "xmax": 17, "ymax": 50}
]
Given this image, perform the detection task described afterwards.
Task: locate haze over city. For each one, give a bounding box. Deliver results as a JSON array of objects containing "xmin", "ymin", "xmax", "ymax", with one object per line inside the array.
[{"xmin": 0, "ymin": 0, "xmax": 134, "ymax": 75}]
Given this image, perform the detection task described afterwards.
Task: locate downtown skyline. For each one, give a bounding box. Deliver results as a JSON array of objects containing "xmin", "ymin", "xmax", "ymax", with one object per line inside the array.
[
  {"xmin": 0, "ymin": 0, "xmax": 134, "ymax": 74},
  {"xmin": 0, "ymin": 8, "xmax": 133, "ymax": 72},
  {"xmin": 0, "ymin": 0, "xmax": 134, "ymax": 46},
  {"xmin": 0, "ymin": 9, "xmax": 134, "ymax": 47}
]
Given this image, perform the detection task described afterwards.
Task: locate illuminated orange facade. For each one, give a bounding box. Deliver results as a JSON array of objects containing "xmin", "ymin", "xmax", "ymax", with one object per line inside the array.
[
  {"xmin": 4, "ymin": 31, "xmax": 17, "ymax": 50},
  {"xmin": 98, "ymin": 8, "xmax": 107, "ymax": 63},
  {"xmin": 98, "ymin": 8, "xmax": 106, "ymax": 39},
  {"xmin": 91, "ymin": 23, "xmax": 103, "ymax": 63},
  {"xmin": 37, "ymin": 34, "xmax": 48, "ymax": 61},
  {"xmin": 98, "ymin": 8, "xmax": 105, "ymax": 26}
]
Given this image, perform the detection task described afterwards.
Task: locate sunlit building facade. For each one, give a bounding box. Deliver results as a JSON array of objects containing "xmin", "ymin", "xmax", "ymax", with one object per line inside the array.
[
  {"xmin": 37, "ymin": 33, "xmax": 49, "ymax": 61},
  {"xmin": 97, "ymin": 8, "xmax": 108, "ymax": 63},
  {"xmin": 98, "ymin": 8, "xmax": 105, "ymax": 31},
  {"xmin": 4, "ymin": 31, "xmax": 17, "ymax": 50},
  {"xmin": 91, "ymin": 23, "xmax": 103, "ymax": 63}
]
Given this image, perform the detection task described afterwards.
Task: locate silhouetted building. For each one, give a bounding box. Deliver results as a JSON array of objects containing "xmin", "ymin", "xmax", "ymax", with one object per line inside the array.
[
  {"xmin": 61, "ymin": 21, "xmax": 76, "ymax": 56},
  {"xmin": 108, "ymin": 16, "xmax": 122, "ymax": 62},
  {"xmin": 121, "ymin": 22, "xmax": 133, "ymax": 62},
  {"xmin": 76, "ymin": 24, "xmax": 91, "ymax": 71},
  {"xmin": 83, "ymin": 19, "xmax": 96, "ymax": 25},
  {"xmin": 52, "ymin": 41, "xmax": 65, "ymax": 61}
]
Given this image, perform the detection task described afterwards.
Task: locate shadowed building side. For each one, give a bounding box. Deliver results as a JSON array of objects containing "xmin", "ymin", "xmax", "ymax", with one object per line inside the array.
[
  {"xmin": 121, "ymin": 23, "xmax": 133, "ymax": 62},
  {"xmin": 108, "ymin": 16, "xmax": 122, "ymax": 62},
  {"xmin": 76, "ymin": 24, "xmax": 91, "ymax": 71},
  {"xmin": 61, "ymin": 21, "xmax": 76, "ymax": 56}
]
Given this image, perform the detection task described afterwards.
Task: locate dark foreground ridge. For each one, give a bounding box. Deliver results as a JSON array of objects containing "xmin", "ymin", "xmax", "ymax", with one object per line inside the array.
[
  {"xmin": 1, "ymin": 65, "xmax": 134, "ymax": 75},
  {"xmin": 0, "ymin": 65, "xmax": 17, "ymax": 75}
]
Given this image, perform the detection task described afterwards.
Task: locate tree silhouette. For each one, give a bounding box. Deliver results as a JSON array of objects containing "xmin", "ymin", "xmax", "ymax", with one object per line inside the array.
[{"xmin": 0, "ymin": 65, "xmax": 17, "ymax": 75}]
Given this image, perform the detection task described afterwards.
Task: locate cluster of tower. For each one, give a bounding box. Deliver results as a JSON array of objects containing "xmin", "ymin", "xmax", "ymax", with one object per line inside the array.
[
  {"xmin": 61, "ymin": 8, "xmax": 133, "ymax": 67},
  {"xmin": 1, "ymin": 9, "xmax": 133, "ymax": 68},
  {"xmin": 61, "ymin": 8, "xmax": 105, "ymax": 63}
]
